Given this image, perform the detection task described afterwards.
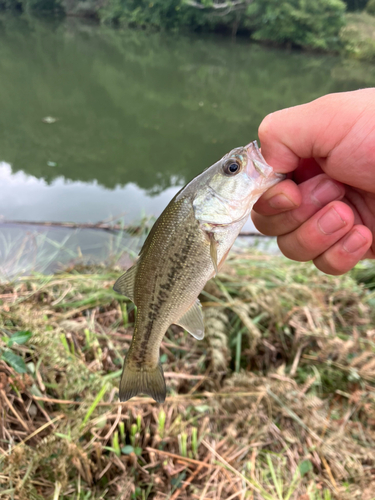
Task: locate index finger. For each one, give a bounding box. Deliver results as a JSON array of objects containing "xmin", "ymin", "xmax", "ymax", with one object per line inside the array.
[{"xmin": 258, "ymin": 89, "xmax": 375, "ymax": 173}]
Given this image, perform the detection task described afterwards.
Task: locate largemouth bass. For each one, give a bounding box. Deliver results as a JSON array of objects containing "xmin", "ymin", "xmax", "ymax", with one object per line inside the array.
[{"xmin": 114, "ymin": 141, "xmax": 284, "ymax": 403}]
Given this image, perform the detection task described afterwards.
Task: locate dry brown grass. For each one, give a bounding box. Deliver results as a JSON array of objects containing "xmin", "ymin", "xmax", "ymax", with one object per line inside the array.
[{"xmin": 0, "ymin": 250, "xmax": 375, "ymax": 499}]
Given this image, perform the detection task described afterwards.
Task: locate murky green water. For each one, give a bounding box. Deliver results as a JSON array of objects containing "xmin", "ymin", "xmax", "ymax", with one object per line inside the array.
[{"xmin": 1, "ymin": 15, "xmax": 375, "ymax": 277}]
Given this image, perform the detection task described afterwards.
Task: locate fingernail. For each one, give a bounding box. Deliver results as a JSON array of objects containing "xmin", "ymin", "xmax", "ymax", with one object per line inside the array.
[
  {"xmin": 312, "ymin": 179, "xmax": 342, "ymax": 206},
  {"xmin": 343, "ymin": 230, "xmax": 367, "ymax": 253},
  {"xmin": 318, "ymin": 207, "xmax": 346, "ymax": 235},
  {"xmin": 268, "ymin": 193, "xmax": 296, "ymax": 209}
]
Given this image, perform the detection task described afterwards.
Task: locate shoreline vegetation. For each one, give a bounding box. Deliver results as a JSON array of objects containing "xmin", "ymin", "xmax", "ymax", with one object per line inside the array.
[
  {"xmin": 1, "ymin": 0, "xmax": 375, "ymax": 60},
  {"xmin": 1, "ymin": 248, "xmax": 375, "ymax": 498}
]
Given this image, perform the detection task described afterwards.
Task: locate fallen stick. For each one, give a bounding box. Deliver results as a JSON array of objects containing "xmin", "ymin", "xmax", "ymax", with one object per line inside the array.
[{"xmin": 0, "ymin": 219, "xmax": 268, "ymax": 237}]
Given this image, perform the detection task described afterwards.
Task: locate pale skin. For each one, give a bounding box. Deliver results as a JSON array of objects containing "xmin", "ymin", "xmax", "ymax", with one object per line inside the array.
[{"xmin": 252, "ymin": 88, "xmax": 375, "ymax": 276}]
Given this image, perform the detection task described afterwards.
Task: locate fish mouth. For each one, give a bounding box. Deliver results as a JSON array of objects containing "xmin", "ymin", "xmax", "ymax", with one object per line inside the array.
[
  {"xmin": 245, "ymin": 141, "xmax": 271, "ymax": 178},
  {"xmin": 245, "ymin": 141, "xmax": 285, "ymax": 180}
]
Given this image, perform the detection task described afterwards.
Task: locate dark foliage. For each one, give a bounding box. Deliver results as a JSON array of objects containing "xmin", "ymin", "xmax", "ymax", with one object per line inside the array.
[
  {"xmin": 344, "ymin": 0, "xmax": 368, "ymax": 10},
  {"xmin": 0, "ymin": 0, "xmax": 347, "ymax": 51}
]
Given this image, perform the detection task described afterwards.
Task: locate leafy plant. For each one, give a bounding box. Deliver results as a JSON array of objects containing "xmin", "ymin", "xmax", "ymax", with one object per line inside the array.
[
  {"xmin": 0, "ymin": 330, "xmax": 32, "ymax": 373},
  {"xmin": 249, "ymin": 0, "xmax": 346, "ymax": 50},
  {"xmin": 99, "ymin": 0, "xmax": 203, "ymax": 30},
  {"xmin": 1, "ymin": 349, "xmax": 28, "ymax": 373}
]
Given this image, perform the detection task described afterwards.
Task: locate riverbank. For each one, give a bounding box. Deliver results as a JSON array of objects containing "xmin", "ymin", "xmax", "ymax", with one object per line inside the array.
[
  {"xmin": 1, "ymin": 251, "xmax": 374, "ymax": 499},
  {"xmin": 0, "ymin": 0, "xmax": 347, "ymax": 52},
  {"xmin": 3, "ymin": 5, "xmax": 375, "ymax": 62}
]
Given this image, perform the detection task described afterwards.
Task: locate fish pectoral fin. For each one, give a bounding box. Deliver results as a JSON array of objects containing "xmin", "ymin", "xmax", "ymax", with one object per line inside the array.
[
  {"xmin": 113, "ymin": 264, "xmax": 137, "ymax": 301},
  {"xmin": 175, "ymin": 299, "xmax": 205, "ymax": 340},
  {"xmin": 209, "ymin": 232, "xmax": 219, "ymax": 275}
]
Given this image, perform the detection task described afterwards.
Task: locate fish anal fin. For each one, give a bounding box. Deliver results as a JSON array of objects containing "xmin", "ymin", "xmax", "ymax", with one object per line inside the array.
[
  {"xmin": 113, "ymin": 264, "xmax": 137, "ymax": 301},
  {"xmin": 119, "ymin": 359, "xmax": 166, "ymax": 403},
  {"xmin": 175, "ymin": 299, "xmax": 205, "ymax": 340}
]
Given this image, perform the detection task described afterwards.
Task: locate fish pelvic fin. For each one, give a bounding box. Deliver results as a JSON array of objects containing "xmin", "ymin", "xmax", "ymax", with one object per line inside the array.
[
  {"xmin": 175, "ymin": 299, "xmax": 205, "ymax": 340},
  {"xmin": 119, "ymin": 359, "xmax": 166, "ymax": 403}
]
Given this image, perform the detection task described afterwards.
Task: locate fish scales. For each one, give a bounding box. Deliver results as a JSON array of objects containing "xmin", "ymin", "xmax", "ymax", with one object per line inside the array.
[
  {"xmin": 114, "ymin": 141, "xmax": 284, "ymax": 403},
  {"xmin": 130, "ymin": 199, "xmax": 211, "ymax": 367}
]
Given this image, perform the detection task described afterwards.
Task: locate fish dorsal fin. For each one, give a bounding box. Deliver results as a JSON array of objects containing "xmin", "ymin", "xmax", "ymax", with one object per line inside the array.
[
  {"xmin": 113, "ymin": 264, "xmax": 137, "ymax": 301},
  {"xmin": 209, "ymin": 232, "xmax": 219, "ymax": 275},
  {"xmin": 175, "ymin": 299, "xmax": 205, "ymax": 340}
]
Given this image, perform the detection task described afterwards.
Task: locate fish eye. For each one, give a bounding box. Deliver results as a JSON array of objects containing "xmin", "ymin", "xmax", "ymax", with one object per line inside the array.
[{"xmin": 223, "ymin": 159, "xmax": 240, "ymax": 176}]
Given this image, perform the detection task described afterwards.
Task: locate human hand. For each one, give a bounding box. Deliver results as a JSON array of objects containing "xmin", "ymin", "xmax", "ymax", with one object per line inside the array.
[{"xmin": 252, "ymin": 89, "xmax": 375, "ymax": 275}]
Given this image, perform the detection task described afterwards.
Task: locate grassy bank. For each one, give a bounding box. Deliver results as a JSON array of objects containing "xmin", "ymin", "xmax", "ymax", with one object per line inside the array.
[{"xmin": 1, "ymin": 250, "xmax": 375, "ymax": 499}]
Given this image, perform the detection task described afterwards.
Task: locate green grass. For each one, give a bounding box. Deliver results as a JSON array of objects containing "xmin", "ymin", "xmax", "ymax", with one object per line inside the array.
[{"xmin": 1, "ymin": 250, "xmax": 375, "ymax": 499}]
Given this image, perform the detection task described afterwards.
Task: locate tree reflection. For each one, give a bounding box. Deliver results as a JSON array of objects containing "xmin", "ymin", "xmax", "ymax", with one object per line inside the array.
[{"xmin": 0, "ymin": 16, "xmax": 374, "ymax": 193}]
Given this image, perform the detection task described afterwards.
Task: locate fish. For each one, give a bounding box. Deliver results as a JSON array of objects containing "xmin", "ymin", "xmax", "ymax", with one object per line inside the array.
[{"xmin": 113, "ymin": 141, "xmax": 284, "ymax": 403}]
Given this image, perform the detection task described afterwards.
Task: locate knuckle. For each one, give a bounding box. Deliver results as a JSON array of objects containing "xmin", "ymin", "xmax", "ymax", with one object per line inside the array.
[
  {"xmin": 294, "ymin": 230, "xmax": 313, "ymax": 254},
  {"xmin": 251, "ymin": 220, "xmax": 267, "ymax": 236},
  {"xmin": 252, "ymin": 213, "xmax": 276, "ymax": 236},
  {"xmin": 283, "ymin": 208, "xmax": 302, "ymax": 228},
  {"xmin": 258, "ymin": 224, "xmax": 279, "ymax": 237},
  {"xmin": 277, "ymin": 234, "xmax": 310, "ymax": 262},
  {"xmin": 253, "ymin": 207, "xmax": 304, "ymax": 238}
]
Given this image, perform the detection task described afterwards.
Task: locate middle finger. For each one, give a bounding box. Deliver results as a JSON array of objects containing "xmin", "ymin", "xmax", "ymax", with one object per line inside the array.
[{"xmin": 252, "ymin": 174, "xmax": 345, "ymax": 236}]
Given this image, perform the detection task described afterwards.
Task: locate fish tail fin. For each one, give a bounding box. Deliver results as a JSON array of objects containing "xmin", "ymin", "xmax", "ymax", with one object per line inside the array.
[{"xmin": 119, "ymin": 358, "xmax": 166, "ymax": 403}]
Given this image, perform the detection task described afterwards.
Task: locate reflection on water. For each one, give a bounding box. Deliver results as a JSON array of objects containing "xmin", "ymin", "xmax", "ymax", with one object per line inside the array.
[
  {"xmin": 0, "ymin": 161, "xmax": 180, "ymax": 223},
  {"xmin": 1, "ymin": 15, "xmax": 375, "ymax": 277}
]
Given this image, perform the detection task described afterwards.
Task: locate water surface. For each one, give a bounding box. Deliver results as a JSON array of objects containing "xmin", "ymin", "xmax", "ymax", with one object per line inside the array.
[{"xmin": 1, "ymin": 15, "xmax": 375, "ymax": 276}]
